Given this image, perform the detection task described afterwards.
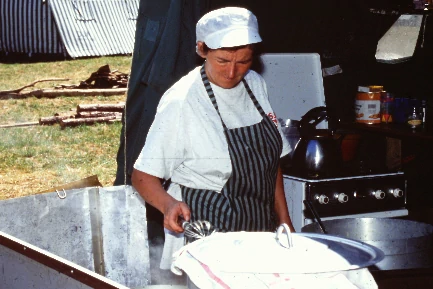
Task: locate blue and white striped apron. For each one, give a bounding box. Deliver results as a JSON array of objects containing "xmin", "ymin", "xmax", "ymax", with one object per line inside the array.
[{"xmin": 180, "ymin": 65, "xmax": 283, "ymax": 232}]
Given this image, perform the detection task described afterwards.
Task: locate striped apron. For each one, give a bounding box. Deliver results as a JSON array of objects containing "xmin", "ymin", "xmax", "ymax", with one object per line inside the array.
[{"xmin": 180, "ymin": 65, "xmax": 283, "ymax": 232}]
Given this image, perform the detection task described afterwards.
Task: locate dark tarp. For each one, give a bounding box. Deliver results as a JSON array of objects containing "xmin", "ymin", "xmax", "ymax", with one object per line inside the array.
[{"xmin": 114, "ymin": 0, "xmax": 210, "ymax": 186}]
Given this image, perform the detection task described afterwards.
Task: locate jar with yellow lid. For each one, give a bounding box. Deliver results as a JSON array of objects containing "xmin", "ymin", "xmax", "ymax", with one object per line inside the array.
[
  {"xmin": 355, "ymin": 85, "xmax": 382, "ymax": 124},
  {"xmin": 357, "ymin": 85, "xmax": 383, "ymax": 93}
]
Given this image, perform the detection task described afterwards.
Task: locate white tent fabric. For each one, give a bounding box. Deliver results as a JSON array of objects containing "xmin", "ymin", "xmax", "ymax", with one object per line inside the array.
[{"xmin": 49, "ymin": 0, "xmax": 139, "ymax": 58}]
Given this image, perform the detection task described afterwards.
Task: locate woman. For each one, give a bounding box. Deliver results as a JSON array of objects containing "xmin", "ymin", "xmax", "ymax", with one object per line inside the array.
[{"xmin": 132, "ymin": 7, "xmax": 294, "ymax": 269}]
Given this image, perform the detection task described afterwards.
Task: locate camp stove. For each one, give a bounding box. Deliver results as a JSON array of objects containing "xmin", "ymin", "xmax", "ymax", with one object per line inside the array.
[
  {"xmin": 284, "ymin": 172, "xmax": 407, "ymax": 232},
  {"xmin": 257, "ymin": 53, "xmax": 408, "ymax": 231}
]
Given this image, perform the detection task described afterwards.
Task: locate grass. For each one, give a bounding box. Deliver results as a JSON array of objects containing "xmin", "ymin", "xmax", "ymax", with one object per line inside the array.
[
  {"xmin": 0, "ymin": 55, "xmax": 132, "ymax": 91},
  {"xmin": 0, "ymin": 55, "xmax": 132, "ymax": 200}
]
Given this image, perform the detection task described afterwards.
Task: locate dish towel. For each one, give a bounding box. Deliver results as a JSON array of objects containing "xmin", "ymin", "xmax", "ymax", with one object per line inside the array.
[{"xmin": 172, "ymin": 247, "xmax": 378, "ymax": 289}]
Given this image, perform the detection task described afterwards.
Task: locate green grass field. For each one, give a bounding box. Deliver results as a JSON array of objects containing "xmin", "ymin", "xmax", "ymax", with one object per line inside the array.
[{"xmin": 0, "ymin": 55, "xmax": 132, "ymax": 199}]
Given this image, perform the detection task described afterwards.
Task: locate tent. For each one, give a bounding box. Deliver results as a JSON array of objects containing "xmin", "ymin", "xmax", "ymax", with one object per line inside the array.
[{"xmin": 0, "ymin": 0, "xmax": 139, "ymax": 58}]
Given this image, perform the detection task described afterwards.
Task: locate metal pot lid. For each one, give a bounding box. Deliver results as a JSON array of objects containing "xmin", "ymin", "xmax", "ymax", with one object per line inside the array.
[{"xmin": 184, "ymin": 231, "xmax": 384, "ymax": 274}]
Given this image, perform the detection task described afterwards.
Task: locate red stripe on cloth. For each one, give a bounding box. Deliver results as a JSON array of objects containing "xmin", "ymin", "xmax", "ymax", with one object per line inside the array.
[{"xmin": 198, "ymin": 261, "xmax": 231, "ymax": 289}]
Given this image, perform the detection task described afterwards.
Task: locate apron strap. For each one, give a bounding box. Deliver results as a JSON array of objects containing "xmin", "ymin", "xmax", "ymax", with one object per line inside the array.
[
  {"xmin": 241, "ymin": 79, "xmax": 266, "ymax": 117},
  {"xmin": 200, "ymin": 64, "xmax": 229, "ymax": 131}
]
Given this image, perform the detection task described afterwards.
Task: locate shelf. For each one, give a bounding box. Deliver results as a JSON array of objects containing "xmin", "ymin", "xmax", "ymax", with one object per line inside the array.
[{"xmin": 338, "ymin": 122, "xmax": 433, "ymax": 141}]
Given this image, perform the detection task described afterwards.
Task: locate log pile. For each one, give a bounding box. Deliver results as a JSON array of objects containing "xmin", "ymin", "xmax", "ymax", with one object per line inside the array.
[
  {"xmin": 39, "ymin": 102, "xmax": 124, "ymax": 128},
  {"xmin": 76, "ymin": 64, "xmax": 128, "ymax": 89}
]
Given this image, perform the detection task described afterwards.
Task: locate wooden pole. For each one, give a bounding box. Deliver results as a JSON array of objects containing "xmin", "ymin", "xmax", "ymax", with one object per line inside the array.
[
  {"xmin": 0, "ymin": 122, "xmax": 39, "ymax": 129},
  {"xmin": 76, "ymin": 111, "xmax": 122, "ymax": 118},
  {"xmin": 0, "ymin": 78, "xmax": 70, "ymax": 94},
  {"xmin": 59, "ymin": 116, "xmax": 118, "ymax": 128},
  {"xmin": 39, "ymin": 115, "xmax": 72, "ymax": 125},
  {"xmin": 0, "ymin": 88, "xmax": 127, "ymax": 100},
  {"xmin": 76, "ymin": 103, "xmax": 125, "ymax": 113}
]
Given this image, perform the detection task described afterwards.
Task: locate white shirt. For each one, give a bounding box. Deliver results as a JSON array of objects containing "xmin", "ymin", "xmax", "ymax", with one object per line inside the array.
[{"xmin": 134, "ymin": 66, "xmax": 290, "ymax": 193}]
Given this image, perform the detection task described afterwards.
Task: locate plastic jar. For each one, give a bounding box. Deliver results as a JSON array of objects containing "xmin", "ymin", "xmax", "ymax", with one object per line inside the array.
[{"xmin": 355, "ymin": 86, "xmax": 382, "ymax": 124}]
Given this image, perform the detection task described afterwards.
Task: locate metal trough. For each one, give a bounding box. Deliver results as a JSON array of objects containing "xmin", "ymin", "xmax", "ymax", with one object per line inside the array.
[{"xmin": 0, "ymin": 185, "xmax": 151, "ymax": 288}]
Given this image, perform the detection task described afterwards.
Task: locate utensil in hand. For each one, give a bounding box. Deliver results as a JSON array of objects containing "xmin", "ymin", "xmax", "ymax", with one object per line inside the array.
[
  {"xmin": 179, "ymin": 217, "xmax": 217, "ymax": 241},
  {"xmin": 303, "ymin": 200, "xmax": 328, "ymax": 234}
]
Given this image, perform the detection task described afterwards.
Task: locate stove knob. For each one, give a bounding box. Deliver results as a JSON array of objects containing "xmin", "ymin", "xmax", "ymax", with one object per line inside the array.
[
  {"xmin": 372, "ymin": 190, "xmax": 385, "ymax": 200},
  {"xmin": 390, "ymin": 188, "xmax": 404, "ymax": 198},
  {"xmin": 316, "ymin": 195, "xmax": 329, "ymax": 205},
  {"xmin": 334, "ymin": 193, "xmax": 349, "ymax": 203}
]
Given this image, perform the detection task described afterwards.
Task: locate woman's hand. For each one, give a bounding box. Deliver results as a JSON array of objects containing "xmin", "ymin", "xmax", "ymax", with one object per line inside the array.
[{"xmin": 162, "ymin": 199, "xmax": 191, "ymax": 233}]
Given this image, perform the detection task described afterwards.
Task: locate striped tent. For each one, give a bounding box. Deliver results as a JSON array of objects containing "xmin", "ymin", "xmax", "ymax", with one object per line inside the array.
[{"xmin": 0, "ymin": 0, "xmax": 139, "ymax": 58}]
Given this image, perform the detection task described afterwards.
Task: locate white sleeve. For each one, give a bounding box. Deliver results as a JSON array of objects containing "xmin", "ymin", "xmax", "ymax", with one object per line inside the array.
[{"xmin": 133, "ymin": 88, "xmax": 185, "ymax": 180}]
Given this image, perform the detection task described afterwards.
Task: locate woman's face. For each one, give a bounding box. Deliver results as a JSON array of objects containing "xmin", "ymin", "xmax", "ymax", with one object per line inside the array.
[{"xmin": 197, "ymin": 42, "xmax": 253, "ymax": 89}]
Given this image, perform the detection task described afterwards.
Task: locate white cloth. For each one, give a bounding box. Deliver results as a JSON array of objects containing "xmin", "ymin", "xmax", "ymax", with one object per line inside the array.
[
  {"xmin": 176, "ymin": 254, "xmax": 377, "ymax": 289},
  {"xmin": 134, "ymin": 66, "xmax": 290, "ymax": 270},
  {"xmin": 171, "ymin": 233, "xmax": 379, "ymax": 289}
]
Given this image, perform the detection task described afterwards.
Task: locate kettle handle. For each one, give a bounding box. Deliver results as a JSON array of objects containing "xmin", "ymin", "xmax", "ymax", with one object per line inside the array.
[{"xmin": 299, "ymin": 106, "xmax": 340, "ymax": 136}]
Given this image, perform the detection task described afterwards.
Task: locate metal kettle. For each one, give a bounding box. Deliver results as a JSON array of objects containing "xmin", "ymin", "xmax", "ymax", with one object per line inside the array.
[{"xmin": 291, "ymin": 106, "xmax": 343, "ymax": 178}]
